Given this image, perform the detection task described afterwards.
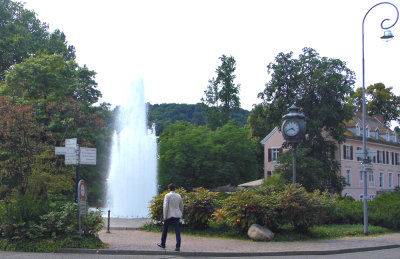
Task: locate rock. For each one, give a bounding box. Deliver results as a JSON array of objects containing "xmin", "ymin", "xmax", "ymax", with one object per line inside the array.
[{"xmin": 247, "ymin": 224, "xmax": 274, "ymax": 241}]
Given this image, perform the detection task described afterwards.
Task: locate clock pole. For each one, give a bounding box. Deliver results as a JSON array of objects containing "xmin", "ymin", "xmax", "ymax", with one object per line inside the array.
[
  {"xmin": 292, "ymin": 144, "xmax": 297, "ymax": 184},
  {"xmin": 281, "ymin": 105, "xmax": 306, "ymax": 185}
]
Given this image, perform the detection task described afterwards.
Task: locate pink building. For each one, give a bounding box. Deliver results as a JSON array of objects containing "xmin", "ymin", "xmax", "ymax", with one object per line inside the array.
[{"xmin": 261, "ymin": 114, "xmax": 400, "ymax": 199}]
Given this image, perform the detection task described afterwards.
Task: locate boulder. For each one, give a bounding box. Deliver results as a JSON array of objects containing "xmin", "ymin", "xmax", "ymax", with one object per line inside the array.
[{"xmin": 247, "ymin": 224, "xmax": 274, "ymax": 241}]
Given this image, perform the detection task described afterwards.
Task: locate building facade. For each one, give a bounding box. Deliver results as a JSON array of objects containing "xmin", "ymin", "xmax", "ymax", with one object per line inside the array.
[{"xmin": 261, "ymin": 114, "xmax": 400, "ymax": 199}]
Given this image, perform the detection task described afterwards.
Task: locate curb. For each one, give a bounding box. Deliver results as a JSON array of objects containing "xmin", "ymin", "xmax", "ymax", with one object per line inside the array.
[{"xmin": 58, "ymin": 244, "xmax": 400, "ymax": 257}]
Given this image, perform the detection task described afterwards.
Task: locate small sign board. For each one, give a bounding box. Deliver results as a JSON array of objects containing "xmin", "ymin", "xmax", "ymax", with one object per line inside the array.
[
  {"xmin": 78, "ymin": 180, "xmax": 88, "ymax": 215},
  {"xmin": 65, "ymin": 138, "xmax": 77, "ymax": 148},
  {"xmin": 65, "ymin": 151, "xmax": 78, "ymax": 165},
  {"xmin": 55, "ymin": 147, "xmax": 75, "ymax": 155},
  {"xmin": 80, "ymin": 148, "xmax": 97, "ymax": 165}
]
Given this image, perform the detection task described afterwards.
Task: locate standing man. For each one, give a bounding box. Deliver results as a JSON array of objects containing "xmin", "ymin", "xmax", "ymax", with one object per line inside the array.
[{"xmin": 157, "ymin": 183, "xmax": 184, "ymax": 251}]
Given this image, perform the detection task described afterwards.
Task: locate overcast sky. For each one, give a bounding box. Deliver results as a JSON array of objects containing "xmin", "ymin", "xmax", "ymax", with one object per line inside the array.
[{"xmin": 21, "ymin": 0, "xmax": 400, "ymax": 113}]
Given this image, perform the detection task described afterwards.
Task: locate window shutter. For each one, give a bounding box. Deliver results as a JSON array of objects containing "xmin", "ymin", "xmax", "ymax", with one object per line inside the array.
[
  {"xmin": 396, "ymin": 153, "xmax": 398, "ymax": 165},
  {"xmin": 268, "ymin": 148, "xmax": 271, "ymax": 162},
  {"xmin": 350, "ymin": 146, "xmax": 353, "ymax": 160},
  {"xmin": 377, "ymin": 150, "xmax": 379, "ymax": 163},
  {"xmin": 386, "ymin": 152, "xmax": 389, "ymax": 164},
  {"xmin": 279, "ymin": 147, "xmax": 283, "ymax": 154},
  {"xmin": 383, "ymin": 151, "xmax": 386, "ymax": 164},
  {"xmin": 343, "ymin": 145, "xmax": 346, "ymax": 159},
  {"xmin": 392, "ymin": 152, "xmax": 395, "ymax": 165}
]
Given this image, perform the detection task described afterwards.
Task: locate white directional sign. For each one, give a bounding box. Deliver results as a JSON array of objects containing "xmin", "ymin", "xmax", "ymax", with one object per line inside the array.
[
  {"xmin": 55, "ymin": 138, "xmax": 96, "ymax": 166},
  {"xmin": 65, "ymin": 138, "xmax": 77, "ymax": 148},
  {"xmin": 65, "ymin": 150, "xmax": 78, "ymax": 165},
  {"xmin": 55, "ymin": 147, "xmax": 75, "ymax": 155},
  {"xmin": 80, "ymin": 148, "xmax": 97, "ymax": 165}
]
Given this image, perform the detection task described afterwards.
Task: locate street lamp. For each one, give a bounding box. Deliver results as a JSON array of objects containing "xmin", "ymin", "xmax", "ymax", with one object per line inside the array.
[{"xmin": 361, "ymin": 1, "xmax": 398, "ymax": 235}]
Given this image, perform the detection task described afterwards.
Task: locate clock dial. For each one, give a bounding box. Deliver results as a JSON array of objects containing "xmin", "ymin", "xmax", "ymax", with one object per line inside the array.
[{"xmin": 284, "ymin": 121, "xmax": 300, "ymax": 136}]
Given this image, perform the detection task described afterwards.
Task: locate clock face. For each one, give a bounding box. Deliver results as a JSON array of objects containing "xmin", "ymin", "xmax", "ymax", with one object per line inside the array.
[{"xmin": 284, "ymin": 121, "xmax": 300, "ymax": 137}]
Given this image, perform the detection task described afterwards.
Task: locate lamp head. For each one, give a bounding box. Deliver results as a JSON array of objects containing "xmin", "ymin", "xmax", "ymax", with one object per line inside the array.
[{"xmin": 381, "ymin": 30, "xmax": 394, "ymax": 42}]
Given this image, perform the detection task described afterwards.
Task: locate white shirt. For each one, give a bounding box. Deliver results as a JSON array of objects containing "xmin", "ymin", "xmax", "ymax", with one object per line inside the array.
[{"xmin": 163, "ymin": 191, "xmax": 184, "ymax": 219}]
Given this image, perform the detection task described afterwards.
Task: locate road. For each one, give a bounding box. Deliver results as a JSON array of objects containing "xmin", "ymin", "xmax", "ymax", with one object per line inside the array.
[{"xmin": 1, "ymin": 247, "xmax": 400, "ymax": 259}]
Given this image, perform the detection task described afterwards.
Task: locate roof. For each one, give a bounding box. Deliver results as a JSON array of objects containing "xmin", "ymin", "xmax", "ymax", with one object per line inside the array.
[
  {"xmin": 238, "ymin": 179, "xmax": 264, "ymax": 188},
  {"xmin": 260, "ymin": 126, "xmax": 278, "ymax": 145}
]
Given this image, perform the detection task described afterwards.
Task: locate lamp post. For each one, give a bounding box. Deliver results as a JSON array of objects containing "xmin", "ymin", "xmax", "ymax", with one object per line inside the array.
[{"xmin": 361, "ymin": 2, "xmax": 398, "ymax": 235}]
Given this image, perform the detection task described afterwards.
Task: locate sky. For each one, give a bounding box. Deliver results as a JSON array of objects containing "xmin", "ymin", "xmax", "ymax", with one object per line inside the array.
[{"xmin": 21, "ymin": 0, "xmax": 400, "ymax": 114}]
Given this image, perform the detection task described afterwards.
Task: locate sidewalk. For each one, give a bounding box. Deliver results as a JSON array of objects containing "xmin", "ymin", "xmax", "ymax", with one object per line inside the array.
[{"xmin": 59, "ymin": 218, "xmax": 400, "ymax": 256}]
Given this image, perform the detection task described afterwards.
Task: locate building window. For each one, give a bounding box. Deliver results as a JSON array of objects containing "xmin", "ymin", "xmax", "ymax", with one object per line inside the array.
[
  {"xmin": 272, "ymin": 148, "xmax": 280, "ymax": 161},
  {"xmin": 389, "ymin": 173, "xmax": 393, "ymax": 188},
  {"xmin": 356, "ymin": 147, "xmax": 362, "ymax": 161},
  {"xmin": 369, "ymin": 194, "xmax": 375, "ymax": 201},
  {"xmin": 395, "ymin": 153, "xmax": 400, "ymax": 165},
  {"xmin": 366, "ymin": 126, "xmax": 370, "ymax": 138},
  {"xmin": 388, "ymin": 152, "xmax": 393, "ymax": 165},
  {"xmin": 359, "ymin": 195, "xmax": 364, "ymax": 201},
  {"xmin": 386, "ymin": 131, "xmax": 390, "ymax": 141},
  {"xmin": 343, "ymin": 145, "xmax": 353, "ymax": 160},
  {"xmin": 394, "ymin": 133, "xmax": 397, "ymax": 143},
  {"xmin": 268, "ymin": 147, "xmax": 281, "ymax": 162},
  {"xmin": 377, "ymin": 150, "xmax": 384, "ymax": 164},
  {"xmin": 369, "ymin": 172, "xmax": 374, "ymax": 184},
  {"xmin": 375, "ymin": 129, "xmax": 379, "ymax": 139},
  {"xmin": 379, "ymin": 172, "xmax": 384, "ymax": 188},
  {"xmin": 346, "ymin": 169, "xmax": 352, "ymax": 186},
  {"xmin": 356, "ymin": 124, "xmax": 360, "ymax": 136}
]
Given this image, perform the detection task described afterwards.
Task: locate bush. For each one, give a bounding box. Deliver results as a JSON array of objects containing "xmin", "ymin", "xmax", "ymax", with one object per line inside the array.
[
  {"xmin": 369, "ymin": 190, "xmax": 400, "ymax": 230},
  {"xmin": 213, "ymin": 184, "xmax": 328, "ymax": 233},
  {"xmin": 213, "ymin": 187, "xmax": 279, "ymax": 233},
  {"xmin": 277, "ymin": 185, "xmax": 327, "ymax": 233},
  {"xmin": 182, "ymin": 188, "xmax": 219, "ymax": 230},
  {"xmin": 0, "ymin": 194, "xmax": 49, "ymax": 240},
  {"xmin": 325, "ymin": 197, "xmax": 363, "ymax": 225},
  {"xmin": 0, "ymin": 198, "xmax": 103, "ymax": 241}
]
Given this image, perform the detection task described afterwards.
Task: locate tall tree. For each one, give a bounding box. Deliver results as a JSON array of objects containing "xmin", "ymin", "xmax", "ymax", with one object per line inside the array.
[
  {"xmin": 0, "ymin": 0, "xmax": 75, "ymax": 79},
  {"xmin": 202, "ymin": 55, "xmax": 241, "ymax": 129},
  {"xmin": 158, "ymin": 121, "xmax": 257, "ymax": 192},
  {"xmin": 258, "ymin": 47, "xmax": 355, "ymax": 193},
  {"xmin": 350, "ymin": 83, "xmax": 400, "ymax": 126}
]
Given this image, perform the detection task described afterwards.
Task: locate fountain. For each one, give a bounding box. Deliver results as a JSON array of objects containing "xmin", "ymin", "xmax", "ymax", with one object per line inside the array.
[{"xmin": 106, "ymin": 79, "xmax": 157, "ymax": 218}]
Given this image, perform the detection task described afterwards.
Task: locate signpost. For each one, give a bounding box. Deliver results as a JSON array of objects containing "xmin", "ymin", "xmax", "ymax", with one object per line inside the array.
[
  {"xmin": 77, "ymin": 180, "xmax": 88, "ymax": 236},
  {"xmin": 55, "ymin": 138, "xmax": 96, "ymax": 236}
]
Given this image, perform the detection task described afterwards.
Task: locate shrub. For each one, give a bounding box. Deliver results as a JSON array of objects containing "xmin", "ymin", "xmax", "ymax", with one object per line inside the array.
[
  {"xmin": 325, "ymin": 197, "xmax": 363, "ymax": 225},
  {"xmin": 369, "ymin": 190, "xmax": 400, "ymax": 230},
  {"xmin": 182, "ymin": 188, "xmax": 219, "ymax": 230},
  {"xmin": 277, "ymin": 185, "xmax": 326, "ymax": 233},
  {"xmin": 0, "ymin": 198, "xmax": 103, "ymax": 241},
  {"xmin": 212, "ymin": 188, "xmax": 277, "ymax": 233},
  {"xmin": 213, "ymin": 184, "xmax": 328, "ymax": 233},
  {"xmin": 0, "ymin": 194, "xmax": 49, "ymax": 240}
]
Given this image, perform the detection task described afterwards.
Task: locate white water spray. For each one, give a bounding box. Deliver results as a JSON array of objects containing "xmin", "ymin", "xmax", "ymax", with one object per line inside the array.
[{"xmin": 106, "ymin": 80, "xmax": 157, "ymax": 218}]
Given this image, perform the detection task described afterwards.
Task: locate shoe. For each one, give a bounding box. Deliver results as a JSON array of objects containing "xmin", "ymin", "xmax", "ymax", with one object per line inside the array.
[
  {"xmin": 157, "ymin": 243, "xmax": 165, "ymax": 249},
  {"xmin": 175, "ymin": 247, "xmax": 180, "ymax": 252}
]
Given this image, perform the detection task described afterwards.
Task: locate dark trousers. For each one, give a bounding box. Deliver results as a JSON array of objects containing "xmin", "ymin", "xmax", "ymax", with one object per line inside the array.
[{"xmin": 161, "ymin": 217, "xmax": 181, "ymax": 248}]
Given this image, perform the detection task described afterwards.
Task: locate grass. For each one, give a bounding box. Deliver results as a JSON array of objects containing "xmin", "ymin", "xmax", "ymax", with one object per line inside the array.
[{"xmin": 140, "ymin": 223, "xmax": 394, "ymax": 242}]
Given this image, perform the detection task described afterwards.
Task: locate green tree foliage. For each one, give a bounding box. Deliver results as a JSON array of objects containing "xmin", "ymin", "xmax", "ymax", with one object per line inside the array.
[
  {"xmin": 148, "ymin": 103, "xmax": 249, "ymax": 136},
  {"xmin": 0, "ymin": 0, "xmax": 75, "ymax": 79},
  {"xmin": 247, "ymin": 103, "xmax": 276, "ymax": 178},
  {"xmin": 202, "ymin": 55, "xmax": 241, "ymax": 129},
  {"xmin": 158, "ymin": 121, "xmax": 257, "ymax": 192},
  {"xmin": 350, "ymin": 83, "xmax": 400, "ymax": 126},
  {"xmin": 258, "ymin": 47, "xmax": 355, "ymax": 193},
  {"xmin": 0, "ymin": 0, "xmax": 113, "ymax": 205}
]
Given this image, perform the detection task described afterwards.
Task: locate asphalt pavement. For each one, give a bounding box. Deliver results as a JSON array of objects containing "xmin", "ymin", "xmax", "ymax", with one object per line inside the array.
[{"xmin": 56, "ymin": 218, "xmax": 400, "ymax": 257}]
